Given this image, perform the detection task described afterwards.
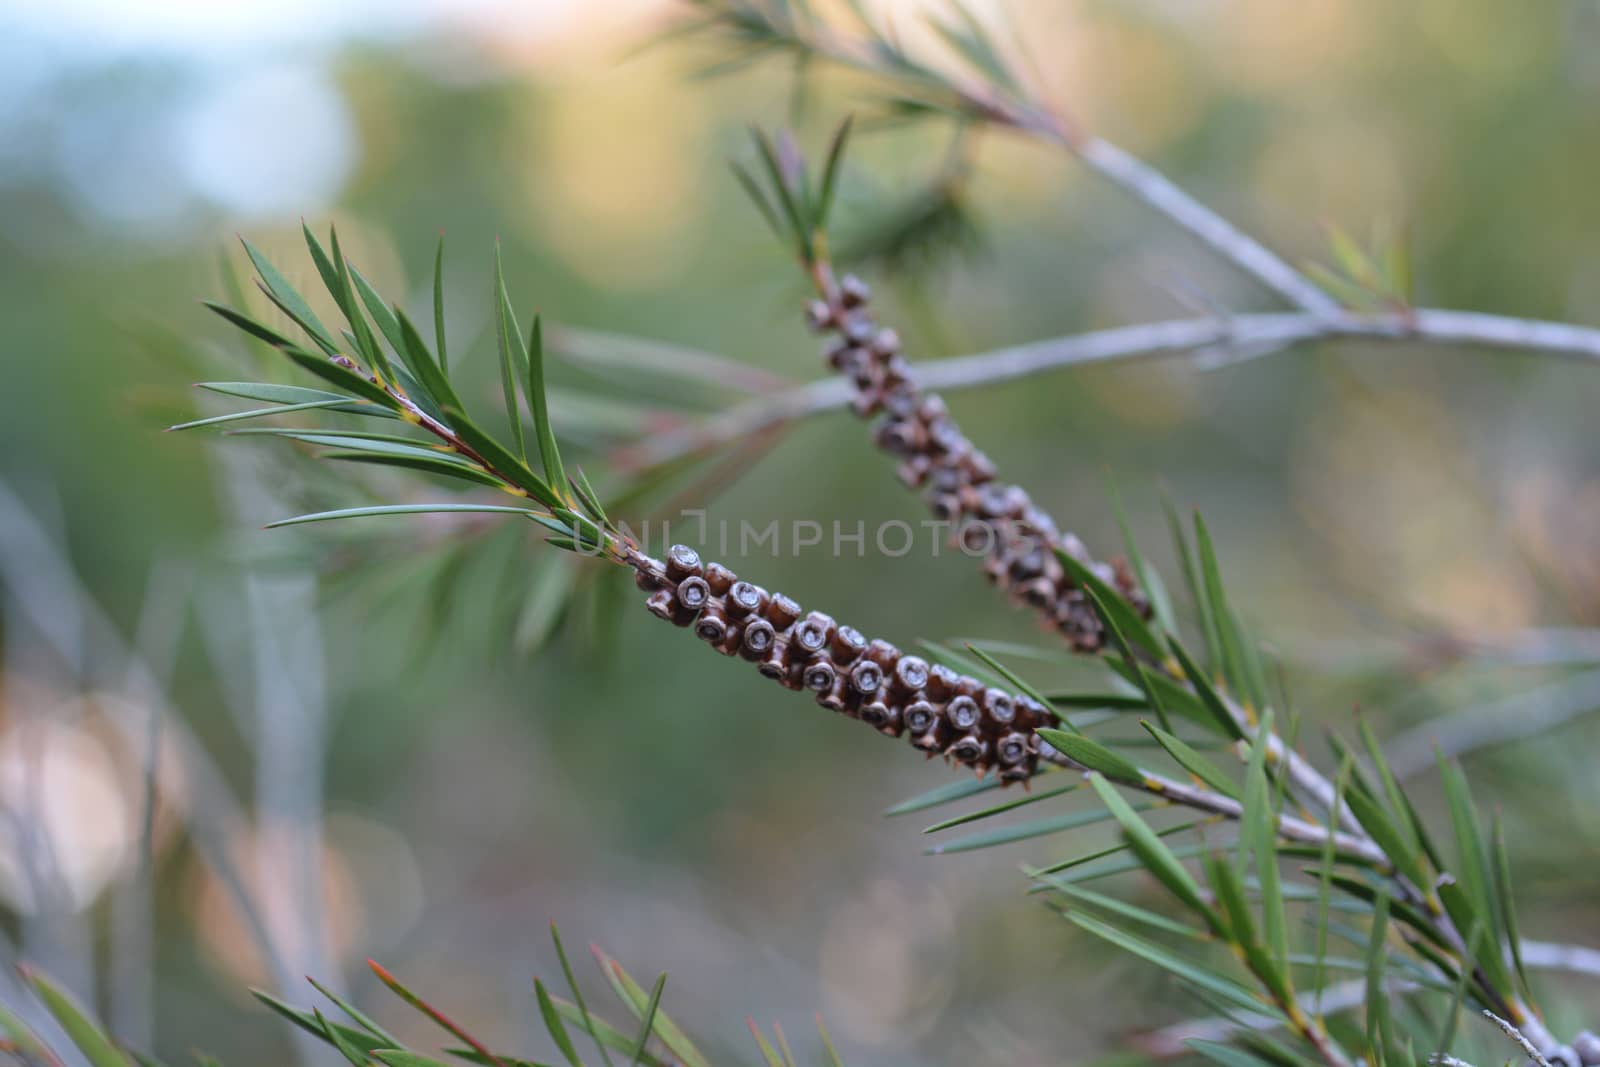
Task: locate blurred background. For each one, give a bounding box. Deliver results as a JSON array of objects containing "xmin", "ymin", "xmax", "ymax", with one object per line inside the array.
[{"xmin": 3, "ymin": 0, "xmax": 1600, "ymax": 1063}]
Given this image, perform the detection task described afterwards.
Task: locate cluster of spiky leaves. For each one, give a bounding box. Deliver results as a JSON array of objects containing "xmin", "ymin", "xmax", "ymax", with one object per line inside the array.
[
  {"xmin": 0, "ymin": 927, "xmax": 848, "ymax": 1067},
  {"xmin": 169, "ymin": 221, "xmax": 1582, "ymax": 1067}
]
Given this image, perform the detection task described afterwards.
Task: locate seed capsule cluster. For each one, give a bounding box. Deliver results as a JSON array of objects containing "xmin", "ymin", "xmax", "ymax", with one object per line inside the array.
[
  {"xmin": 804, "ymin": 275, "xmax": 1149, "ymax": 651},
  {"xmin": 632, "ymin": 544, "xmax": 1054, "ymax": 782}
]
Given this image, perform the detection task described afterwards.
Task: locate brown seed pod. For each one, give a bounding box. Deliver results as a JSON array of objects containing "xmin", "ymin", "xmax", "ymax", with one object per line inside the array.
[
  {"xmin": 849, "ymin": 659, "xmax": 885, "ymax": 695},
  {"xmin": 694, "ymin": 613, "xmax": 728, "ymax": 646},
  {"xmin": 830, "ymin": 624, "xmax": 867, "ymax": 665},
  {"xmin": 765, "ymin": 593, "xmax": 802, "ymax": 629},
  {"xmin": 862, "ymin": 701, "xmax": 901, "ymax": 736},
  {"xmin": 802, "ymin": 660, "xmax": 837, "ymax": 693},
  {"xmin": 740, "ymin": 618, "xmax": 776, "ymax": 661},
  {"xmin": 794, "ymin": 612, "xmax": 835, "ymax": 656},
  {"xmin": 839, "ymin": 274, "xmax": 871, "ymax": 308},
  {"xmin": 665, "ymin": 544, "xmax": 703, "ymax": 581},
  {"xmin": 945, "ymin": 695, "xmax": 980, "ymax": 732},
  {"xmin": 996, "ymin": 732, "xmax": 1030, "ymax": 766},
  {"xmin": 805, "ymin": 299, "xmax": 836, "ymax": 332},
  {"xmin": 982, "ymin": 687, "xmax": 1015, "ymax": 726},
  {"xmin": 893, "ymin": 655, "xmax": 930, "ymax": 694},
  {"xmin": 925, "ymin": 665, "xmax": 958, "ymax": 702},
  {"xmin": 903, "ymin": 700, "xmax": 937, "ymax": 735},
  {"xmin": 911, "ymin": 718, "xmax": 950, "ymax": 755},
  {"xmin": 703, "ymin": 562, "xmax": 736, "ymax": 596},
  {"xmin": 645, "ymin": 588, "xmax": 676, "ymax": 623},
  {"xmin": 948, "ymin": 732, "xmax": 989, "ymax": 766},
  {"xmin": 675, "ymin": 576, "xmax": 710, "ymax": 614},
  {"xmin": 727, "ymin": 580, "xmax": 766, "ymax": 618}
]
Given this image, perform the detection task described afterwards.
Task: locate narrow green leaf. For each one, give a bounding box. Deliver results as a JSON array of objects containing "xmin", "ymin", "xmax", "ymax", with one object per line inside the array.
[
  {"xmin": 1243, "ymin": 713, "xmax": 1289, "ymax": 975},
  {"xmin": 1056, "ymin": 549, "xmax": 1164, "ymax": 658},
  {"xmin": 926, "ymin": 803, "xmax": 1141, "ymax": 855},
  {"xmin": 814, "ymin": 115, "xmax": 853, "ymax": 231},
  {"xmin": 535, "ymin": 980, "xmax": 583, "ymax": 1067},
  {"xmin": 1436, "ymin": 755, "xmax": 1499, "ymax": 953},
  {"xmin": 492, "ymin": 246, "xmax": 529, "ymax": 461},
  {"xmin": 437, "ymin": 403, "xmax": 563, "ymax": 509},
  {"xmin": 1187, "ymin": 1041, "xmax": 1278, "ymax": 1067},
  {"xmin": 1436, "ymin": 879, "xmax": 1513, "ymax": 996},
  {"xmin": 525, "ymin": 316, "xmax": 570, "ymax": 504},
  {"xmin": 749, "ymin": 127, "xmax": 808, "ymax": 255},
  {"xmin": 1036, "ymin": 829, "xmax": 1209, "ymax": 880},
  {"xmin": 198, "ymin": 381, "xmax": 347, "ymax": 406},
  {"xmin": 1490, "ymin": 817, "xmax": 1532, "ymax": 1001},
  {"xmin": 1434, "ymin": 919, "xmax": 1485, "ymax": 1057},
  {"xmin": 1343, "ymin": 788, "xmax": 1427, "ymax": 890},
  {"xmin": 305, "ymin": 224, "xmax": 396, "ymax": 385},
  {"xmin": 1087, "ymin": 773, "xmax": 1215, "ymax": 923},
  {"xmin": 1358, "ymin": 719, "xmax": 1424, "ymax": 863},
  {"xmin": 1365, "ymin": 892, "xmax": 1392, "ymax": 1055},
  {"xmin": 373, "ymin": 1053, "xmax": 460, "ymax": 1067},
  {"xmin": 23, "ymin": 968, "xmax": 130, "ymax": 1067},
  {"xmin": 317, "ymin": 1008, "xmax": 375, "ymax": 1066},
  {"xmin": 961, "ymin": 644, "xmax": 1060, "ymax": 725},
  {"xmin": 1140, "ymin": 721, "xmax": 1240, "ymax": 799},
  {"xmin": 1162, "ymin": 490, "xmax": 1221, "ymax": 666},
  {"xmin": 747, "ymin": 1021, "xmax": 783, "ymax": 1067},
  {"xmin": 241, "ymin": 238, "xmax": 341, "ymax": 356},
  {"xmin": 252, "ymin": 988, "xmax": 383, "ymax": 1051},
  {"xmin": 169, "ymin": 398, "xmax": 354, "ymax": 430},
  {"xmin": 1312, "ymin": 760, "xmax": 1352, "ymax": 1015},
  {"xmin": 552, "ymin": 923, "xmax": 616, "ymax": 1067},
  {"xmin": 0, "ymin": 998, "xmax": 65, "ymax": 1067},
  {"xmin": 1193, "ymin": 512, "xmax": 1248, "ymax": 700},
  {"xmin": 321, "ymin": 450, "xmax": 506, "ymax": 488},
  {"xmin": 308, "ymin": 977, "xmax": 399, "ymax": 1045},
  {"xmin": 1083, "ymin": 584, "xmax": 1173, "ymax": 732},
  {"xmin": 348, "ymin": 263, "xmax": 409, "ymax": 360},
  {"xmin": 1064, "ymin": 911, "xmax": 1268, "ymax": 1016},
  {"xmin": 921, "ymin": 782, "xmax": 1078, "ymax": 833},
  {"xmin": 433, "ymin": 235, "xmax": 449, "ymax": 372},
  {"xmin": 1206, "ymin": 854, "xmax": 1293, "ymax": 1005},
  {"xmin": 593, "ymin": 952, "xmax": 710, "ymax": 1067},
  {"xmin": 395, "ymin": 307, "xmax": 462, "ymax": 410},
  {"xmin": 274, "ymin": 342, "xmax": 402, "ymax": 410},
  {"xmin": 1037, "ymin": 729, "xmax": 1141, "ymax": 782},
  {"xmin": 815, "ymin": 1015, "xmax": 843, "ymax": 1067},
  {"xmin": 265, "ymin": 504, "xmax": 546, "ymax": 528},
  {"xmin": 730, "ymin": 162, "xmax": 784, "ymax": 239},
  {"xmin": 628, "ymin": 975, "xmax": 666, "ymax": 1067},
  {"xmin": 884, "ymin": 773, "xmax": 1005, "ymax": 815},
  {"xmin": 1166, "ymin": 638, "xmax": 1245, "ymax": 739},
  {"xmin": 1033, "ymin": 869, "xmax": 1212, "ymax": 940}
]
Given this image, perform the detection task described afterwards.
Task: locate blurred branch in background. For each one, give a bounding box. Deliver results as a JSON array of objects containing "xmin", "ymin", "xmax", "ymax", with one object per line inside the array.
[
  {"xmin": 0, "ymin": 482, "xmax": 318, "ymax": 1065},
  {"xmin": 610, "ymin": 309, "xmax": 1600, "ymax": 472}
]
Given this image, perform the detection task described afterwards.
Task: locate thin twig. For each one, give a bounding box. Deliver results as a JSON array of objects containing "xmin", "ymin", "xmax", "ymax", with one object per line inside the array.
[
  {"xmin": 615, "ymin": 308, "xmax": 1600, "ymax": 471},
  {"xmin": 1384, "ymin": 667, "xmax": 1600, "ymax": 779},
  {"xmin": 759, "ymin": 14, "xmax": 1339, "ymax": 314},
  {"xmin": 1486, "ymin": 1009, "xmax": 1552, "ymax": 1067}
]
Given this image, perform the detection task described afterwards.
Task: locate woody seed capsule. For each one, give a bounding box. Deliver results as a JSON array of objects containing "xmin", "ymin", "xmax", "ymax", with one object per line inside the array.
[
  {"xmin": 765, "ymin": 593, "xmax": 802, "ymax": 629},
  {"xmin": 741, "ymin": 619, "xmax": 776, "ymax": 659},
  {"xmin": 983, "ymin": 688, "xmax": 1015, "ymax": 724},
  {"xmin": 645, "ymin": 589, "xmax": 676, "ymax": 623},
  {"xmin": 665, "ymin": 544, "xmax": 702, "ymax": 581},
  {"xmin": 804, "ymin": 300, "xmax": 835, "ymax": 332},
  {"xmin": 894, "ymin": 656, "xmax": 930, "ymax": 693},
  {"xmin": 703, "ymin": 562, "xmax": 736, "ymax": 595},
  {"xmin": 830, "ymin": 624, "xmax": 867, "ymax": 664},
  {"xmin": 997, "ymin": 732, "xmax": 1030, "ymax": 766},
  {"xmin": 802, "ymin": 660, "xmax": 837, "ymax": 692},
  {"xmin": 839, "ymin": 274, "xmax": 871, "ymax": 308},
  {"xmin": 794, "ymin": 612, "xmax": 835, "ymax": 655},
  {"xmin": 675, "ymin": 576, "xmax": 710, "ymax": 613},
  {"xmin": 946, "ymin": 695, "xmax": 980, "ymax": 731},
  {"xmin": 727, "ymin": 580, "xmax": 766, "ymax": 618},
  {"xmin": 849, "ymin": 660, "xmax": 884, "ymax": 695},
  {"xmin": 949, "ymin": 733, "xmax": 988, "ymax": 765},
  {"xmin": 694, "ymin": 614, "xmax": 728, "ymax": 645},
  {"xmin": 903, "ymin": 700, "xmax": 937, "ymax": 734}
]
